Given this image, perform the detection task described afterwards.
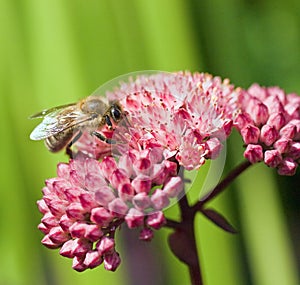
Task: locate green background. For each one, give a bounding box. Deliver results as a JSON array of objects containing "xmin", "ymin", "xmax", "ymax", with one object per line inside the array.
[{"xmin": 1, "ymin": 0, "xmax": 300, "ymax": 284}]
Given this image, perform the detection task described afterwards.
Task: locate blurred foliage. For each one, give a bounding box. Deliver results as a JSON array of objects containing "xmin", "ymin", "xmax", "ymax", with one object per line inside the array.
[{"xmin": 1, "ymin": 0, "xmax": 300, "ymax": 284}]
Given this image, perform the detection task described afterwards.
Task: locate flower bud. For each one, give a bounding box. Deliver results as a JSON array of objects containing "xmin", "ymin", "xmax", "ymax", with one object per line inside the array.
[
  {"xmin": 37, "ymin": 199, "xmax": 49, "ymax": 214},
  {"xmin": 251, "ymin": 101, "xmax": 269, "ymax": 125},
  {"xmin": 151, "ymin": 163, "xmax": 167, "ymax": 185},
  {"xmin": 41, "ymin": 234, "xmax": 61, "ymax": 249},
  {"xmin": 234, "ymin": 113, "xmax": 253, "ymax": 130},
  {"xmin": 163, "ymin": 176, "xmax": 183, "ymax": 198},
  {"xmin": 79, "ymin": 192, "xmax": 98, "ymax": 210},
  {"xmin": 103, "ymin": 252, "xmax": 121, "ymax": 272},
  {"xmin": 132, "ymin": 192, "xmax": 151, "ymax": 210},
  {"xmin": 47, "ymin": 200, "xmax": 67, "ymax": 217},
  {"xmin": 241, "ymin": 125, "xmax": 260, "ymax": 144},
  {"xmin": 57, "ymin": 163, "xmax": 70, "ymax": 178},
  {"xmin": 205, "ymin": 137, "xmax": 222, "ymax": 159},
  {"xmin": 72, "ymin": 256, "xmax": 87, "ymax": 272},
  {"xmin": 125, "ymin": 208, "xmax": 145, "ymax": 228},
  {"xmin": 64, "ymin": 188, "xmax": 82, "ymax": 203},
  {"xmin": 164, "ymin": 160, "xmax": 178, "ymax": 177},
  {"xmin": 132, "ymin": 175, "xmax": 152, "ymax": 194},
  {"xmin": 278, "ymin": 158, "xmax": 297, "ymax": 176},
  {"xmin": 90, "ymin": 207, "xmax": 113, "ymax": 226},
  {"xmin": 146, "ymin": 211, "xmax": 166, "ymax": 229},
  {"xmin": 84, "ymin": 225, "xmax": 103, "ymax": 242},
  {"xmin": 289, "ymin": 119, "xmax": 300, "ymax": 140},
  {"xmin": 118, "ymin": 154, "xmax": 134, "ymax": 177},
  {"xmin": 285, "ymin": 101, "xmax": 300, "ymax": 119},
  {"xmin": 244, "ymin": 144, "xmax": 263, "ymax": 163},
  {"xmin": 60, "ymin": 239, "xmax": 77, "ymax": 258},
  {"xmin": 38, "ymin": 223, "xmax": 49, "ymax": 234},
  {"xmin": 260, "ymin": 124, "xmax": 278, "ymax": 146},
  {"xmin": 267, "ymin": 112, "xmax": 286, "ymax": 130},
  {"xmin": 274, "ymin": 138, "xmax": 291, "ymax": 153},
  {"xmin": 41, "ymin": 212, "xmax": 58, "ymax": 228},
  {"xmin": 133, "ymin": 157, "xmax": 152, "ymax": 175},
  {"xmin": 94, "ymin": 186, "xmax": 116, "ymax": 207},
  {"xmin": 47, "ymin": 226, "xmax": 68, "ymax": 244},
  {"xmin": 71, "ymin": 238, "xmax": 92, "ymax": 258},
  {"xmin": 280, "ymin": 123, "xmax": 297, "ymax": 139},
  {"xmin": 69, "ymin": 222, "xmax": 87, "ymax": 239},
  {"xmin": 110, "ymin": 169, "xmax": 130, "ymax": 190},
  {"xmin": 99, "ymin": 156, "xmax": 117, "ymax": 180},
  {"xmin": 97, "ymin": 236, "xmax": 115, "ymax": 255},
  {"xmin": 139, "ymin": 228, "xmax": 154, "ymax": 241},
  {"xmin": 264, "ymin": 150, "xmax": 282, "ymax": 168},
  {"xmin": 108, "ymin": 198, "xmax": 129, "ymax": 217},
  {"xmin": 288, "ymin": 142, "xmax": 300, "ymax": 160},
  {"xmin": 66, "ymin": 203, "xmax": 86, "ymax": 220},
  {"xmin": 118, "ymin": 183, "xmax": 135, "ymax": 202},
  {"xmin": 151, "ymin": 189, "xmax": 170, "ymax": 210},
  {"xmin": 83, "ymin": 250, "xmax": 103, "ymax": 269}
]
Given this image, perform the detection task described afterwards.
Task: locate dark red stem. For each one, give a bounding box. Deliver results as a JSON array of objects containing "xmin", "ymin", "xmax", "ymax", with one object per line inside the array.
[
  {"xmin": 176, "ymin": 172, "xmax": 203, "ymax": 285},
  {"xmin": 194, "ymin": 160, "xmax": 252, "ymax": 211},
  {"xmin": 165, "ymin": 160, "xmax": 252, "ymax": 285}
]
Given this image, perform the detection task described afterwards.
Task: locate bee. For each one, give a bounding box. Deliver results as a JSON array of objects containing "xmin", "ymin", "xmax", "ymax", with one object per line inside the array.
[{"xmin": 29, "ymin": 96, "xmax": 124, "ymax": 153}]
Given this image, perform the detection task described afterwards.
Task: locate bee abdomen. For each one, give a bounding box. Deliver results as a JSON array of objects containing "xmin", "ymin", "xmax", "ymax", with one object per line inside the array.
[{"xmin": 45, "ymin": 130, "xmax": 75, "ymax": 152}]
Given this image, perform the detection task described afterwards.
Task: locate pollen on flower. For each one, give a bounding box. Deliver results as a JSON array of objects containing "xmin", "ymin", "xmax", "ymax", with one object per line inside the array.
[{"xmin": 235, "ymin": 84, "xmax": 300, "ymax": 175}]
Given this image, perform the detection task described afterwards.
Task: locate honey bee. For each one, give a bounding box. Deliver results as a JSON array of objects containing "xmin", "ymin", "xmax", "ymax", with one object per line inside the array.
[{"xmin": 29, "ymin": 96, "xmax": 124, "ymax": 153}]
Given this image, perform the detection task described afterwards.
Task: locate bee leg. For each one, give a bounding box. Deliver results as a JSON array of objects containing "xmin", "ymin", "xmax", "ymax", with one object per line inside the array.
[
  {"xmin": 66, "ymin": 146, "xmax": 74, "ymax": 158},
  {"xmin": 92, "ymin": 131, "xmax": 116, "ymax": 144},
  {"xmin": 105, "ymin": 115, "xmax": 113, "ymax": 130},
  {"xmin": 66, "ymin": 131, "xmax": 83, "ymax": 157}
]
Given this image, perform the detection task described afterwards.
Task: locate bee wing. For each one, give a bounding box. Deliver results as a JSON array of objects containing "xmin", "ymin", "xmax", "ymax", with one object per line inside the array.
[
  {"xmin": 29, "ymin": 103, "xmax": 76, "ymax": 119},
  {"xmin": 30, "ymin": 104, "xmax": 94, "ymax": 140}
]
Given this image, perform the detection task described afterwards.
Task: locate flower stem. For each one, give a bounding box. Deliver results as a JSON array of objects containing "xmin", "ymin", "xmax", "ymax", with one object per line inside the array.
[
  {"xmin": 195, "ymin": 160, "xmax": 252, "ymax": 210},
  {"xmin": 185, "ymin": 218, "xmax": 203, "ymax": 285},
  {"xmin": 178, "ymin": 170, "xmax": 203, "ymax": 285},
  {"xmin": 167, "ymin": 161, "xmax": 252, "ymax": 284}
]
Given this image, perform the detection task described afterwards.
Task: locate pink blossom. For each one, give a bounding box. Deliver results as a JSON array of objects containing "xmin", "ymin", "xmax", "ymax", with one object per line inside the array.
[
  {"xmin": 236, "ymin": 84, "xmax": 299, "ymax": 175},
  {"xmin": 77, "ymin": 72, "xmax": 240, "ymax": 170},
  {"xmin": 36, "ymin": 72, "xmax": 259, "ymax": 272},
  {"xmin": 37, "ymin": 151, "xmax": 182, "ymax": 271}
]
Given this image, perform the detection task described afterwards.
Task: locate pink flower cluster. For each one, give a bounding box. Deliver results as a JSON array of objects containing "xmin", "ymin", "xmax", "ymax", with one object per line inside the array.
[
  {"xmin": 37, "ymin": 149, "xmax": 182, "ymax": 271},
  {"xmin": 235, "ymin": 84, "xmax": 300, "ymax": 175},
  {"xmin": 37, "ymin": 71, "xmax": 241, "ymax": 271},
  {"xmin": 78, "ymin": 72, "xmax": 240, "ymax": 170},
  {"xmin": 36, "ymin": 71, "xmax": 300, "ymax": 272}
]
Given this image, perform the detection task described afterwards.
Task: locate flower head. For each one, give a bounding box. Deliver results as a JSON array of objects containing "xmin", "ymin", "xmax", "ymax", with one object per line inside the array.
[
  {"xmin": 37, "ymin": 71, "xmax": 242, "ymax": 271},
  {"xmin": 235, "ymin": 84, "xmax": 300, "ymax": 175},
  {"xmin": 37, "ymin": 151, "xmax": 182, "ymax": 271},
  {"xmin": 77, "ymin": 72, "xmax": 240, "ymax": 170}
]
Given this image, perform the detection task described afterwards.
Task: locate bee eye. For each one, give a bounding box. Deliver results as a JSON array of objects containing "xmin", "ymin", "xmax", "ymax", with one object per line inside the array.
[{"xmin": 111, "ymin": 106, "xmax": 121, "ymax": 121}]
